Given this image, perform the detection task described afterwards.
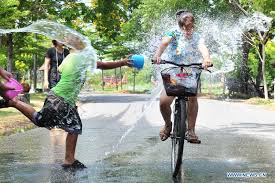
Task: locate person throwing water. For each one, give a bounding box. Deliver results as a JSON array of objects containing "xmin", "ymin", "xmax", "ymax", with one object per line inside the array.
[{"xmin": 3, "ymin": 34, "xmax": 133, "ymax": 170}]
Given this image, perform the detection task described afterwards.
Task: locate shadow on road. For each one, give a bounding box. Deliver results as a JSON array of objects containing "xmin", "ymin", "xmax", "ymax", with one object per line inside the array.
[
  {"xmin": 218, "ymin": 122, "xmax": 275, "ymax": 134},
  {"xmin": 79, "ymin": 94, "xmax": 157, "ymax": 103}
]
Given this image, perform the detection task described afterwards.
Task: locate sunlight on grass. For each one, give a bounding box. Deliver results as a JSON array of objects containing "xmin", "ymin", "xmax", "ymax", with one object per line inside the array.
[{"xmin": 245, "ymin": 97, "xmax": 273, "ymax": 105}]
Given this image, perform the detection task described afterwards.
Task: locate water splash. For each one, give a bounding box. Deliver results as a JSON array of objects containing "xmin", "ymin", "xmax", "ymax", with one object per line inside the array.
[
  {"xmin": 239, "ymin": 12, "xmax": 273, "ymax": 33},
  {"xmin": 102, "ymin": 13, "xmax": 274, "ymax": 155},
  {"xmin": 104, "ymin": 83, "xmax": 162, "ymax": 156},
  {"xmin": 133, "ymin": 12, "xmax": 272, "ymax": 78},
  {"xmin": 0, "ymin": 20, "xmax": 97, "ymax": 72}
]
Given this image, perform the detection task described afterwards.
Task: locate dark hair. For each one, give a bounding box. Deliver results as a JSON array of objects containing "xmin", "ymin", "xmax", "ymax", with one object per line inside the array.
[
  {"xmin": 176, "ymin": 10, "xmax": 195, "ymax": 28},
  {"xmin": 52, "ymin": 40, "xmax": 57, "ymax": 46}
]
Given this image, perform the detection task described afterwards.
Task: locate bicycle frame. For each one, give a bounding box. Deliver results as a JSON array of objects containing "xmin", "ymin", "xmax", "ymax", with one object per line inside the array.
[
  {"xmin": 152, "ymin": 59, "xmax": 212, "ymax": 177},
  {"xmin": 171, "ymin": 95, "xmax": 188, "ymax": 177}
]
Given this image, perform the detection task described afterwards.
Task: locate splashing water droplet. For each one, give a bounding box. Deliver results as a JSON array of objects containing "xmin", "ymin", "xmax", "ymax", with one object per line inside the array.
[{"xmin": 0, "ymin": 20, "xmax": 98, "ymax": 72}]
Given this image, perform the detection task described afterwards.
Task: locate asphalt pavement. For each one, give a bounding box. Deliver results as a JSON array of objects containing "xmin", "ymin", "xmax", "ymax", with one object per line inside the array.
[{"xmin": 0, "ymin": 93, "xmax": 274, "ymax": 183}]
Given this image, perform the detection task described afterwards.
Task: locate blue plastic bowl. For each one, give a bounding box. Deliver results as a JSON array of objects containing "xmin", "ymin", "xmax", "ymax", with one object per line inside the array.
[{"xmin": 130, "ymin": 54, "xmax": 144, "ymax": 70}]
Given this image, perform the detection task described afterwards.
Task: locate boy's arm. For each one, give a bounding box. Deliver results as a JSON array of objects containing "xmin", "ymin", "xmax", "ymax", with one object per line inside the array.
[
  {"xmin": 198, "ymin": 38, "xmax": 212, "ymax": 68},
  {"xmin": 97, "ymin": 57, "xmax": 132, "ymax": 70},
  {"xmin": 153, "ymin": 36, "xmax": 171, "ymax": 64},
  {"xmin": 43, "ymin": 57, "xmax": 50, "ymax": 89}
]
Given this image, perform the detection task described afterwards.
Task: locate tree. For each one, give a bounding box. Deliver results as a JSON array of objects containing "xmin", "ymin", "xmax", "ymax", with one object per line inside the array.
[
  {"xmin": 229, "ymin": 0, "xmax": 275, "ymax": 99},
  {"xmin": 0, "ymin": 0, "xmax": 96, "ymax": 90},
  {"xmin": 0, "ymin": 0, "xmax": 29, "ymax": 73}
]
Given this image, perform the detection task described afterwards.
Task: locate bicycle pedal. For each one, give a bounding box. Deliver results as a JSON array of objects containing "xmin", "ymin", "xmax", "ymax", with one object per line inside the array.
[{"xmin": 187, "ymin": 139, "xmax": 201, "ymax": 144}]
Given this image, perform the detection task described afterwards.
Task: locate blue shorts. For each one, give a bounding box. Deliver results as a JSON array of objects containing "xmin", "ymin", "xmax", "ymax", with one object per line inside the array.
[{"xmin": 33, "ymin": 92, "xmax": 82, "ymax": 134}]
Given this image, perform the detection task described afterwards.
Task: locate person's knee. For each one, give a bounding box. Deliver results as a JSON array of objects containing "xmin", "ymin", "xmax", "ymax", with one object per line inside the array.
[
  {"xmin": 159, "ymin": 98, "xmax": 172, "ymax": 110},
  {"xmin": 32, "ymin": 112, "xmax": 46, "ymax": 127},
  {"xmin": 67, "ymin": 133, "xmax": 78, "ymax": 139},
  {"xmin": 160, "ymin": 94, "xmax": 173, "ymax": 108}
]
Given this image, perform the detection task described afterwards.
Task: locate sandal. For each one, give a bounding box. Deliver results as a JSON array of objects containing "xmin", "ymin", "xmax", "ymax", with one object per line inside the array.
[
  {"xmin": 62, "ymin": 160, "xmax": 87, "ymax": 171},
  {"xmin": 159, "ymin": 123, "xmax": 172, "ymax": 141},
  {"xmin": 185, "ymin": 130, "xmax": 201, "ymax": 144}
]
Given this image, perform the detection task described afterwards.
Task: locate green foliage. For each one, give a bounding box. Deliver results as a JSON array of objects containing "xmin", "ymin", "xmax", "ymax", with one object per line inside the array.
[
  {"xmin": 0, "ymin": 0, "xmax": 96, "ymax": 78},
  {"xmin": 0, "ymin": 53, "xmax": 7, "ymax": 68},
  {"xmin": 240, "ymin": 0, "xmax": 275, "ymax": 15},
  {"xmin": 122, "ymin": 0, "xmax": 232, "ymax": 40},
  {"xmin": 0, "ymin": 0, "xmax": 29, "ymax": 28},
  {"xmin": 248, "ymin": 40, "xmax": 275, "ymax": 87},
  {"xmin": 88, "ymin": 0, "xmax": 141, "ymax": 60}
]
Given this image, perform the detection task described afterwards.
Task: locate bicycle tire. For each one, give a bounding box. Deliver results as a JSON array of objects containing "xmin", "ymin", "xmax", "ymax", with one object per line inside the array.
[{"xmin": 171, "ymin": 99, "xmax": 187, "ymax": 177}]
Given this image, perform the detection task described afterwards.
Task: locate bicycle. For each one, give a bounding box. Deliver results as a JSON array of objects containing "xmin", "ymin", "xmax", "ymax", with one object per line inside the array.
[{"xmin": 152, "ymin": 59, "xmax": 211, "ymax": 177}]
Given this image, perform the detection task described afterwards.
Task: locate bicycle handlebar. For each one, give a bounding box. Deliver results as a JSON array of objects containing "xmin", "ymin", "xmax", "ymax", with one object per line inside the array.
[{"xmin": 151, "ymin": 59, "xmax": 213, "ymax": 72}]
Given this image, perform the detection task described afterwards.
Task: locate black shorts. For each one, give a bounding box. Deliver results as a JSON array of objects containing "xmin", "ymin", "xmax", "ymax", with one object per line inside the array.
[{"xmin": 33, "ymin": 92, "xmax": 82, "ymax": 134}]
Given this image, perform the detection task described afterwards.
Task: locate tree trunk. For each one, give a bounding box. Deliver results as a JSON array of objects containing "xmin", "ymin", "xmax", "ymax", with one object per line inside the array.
[
  {"xmin": 133, "ymin": 70, "xmax": 136, "ymax": 92},
  {"xmin": 255, "ymin": 44, "xmax": 264, "ymax": 97},
  {"xmin": 240, "ymin": 33, "xmax": 251, "ymax": 95},
  {"xmin": 256, "ymin": 43, "xmax": 263, "ymax": 87},
  {"xmin": 33, "ymin": 54, "xmax": 37, "ymax": 91},
  {"xmin": 208, "ymin": 74, "xmax": 212, "ymax": 94},
  {"xmin": 222, "ymin": 73, "xmax": 226, "ymax": 95},
  {"xmin": 33, "ymin": 34, "xmax": 38, "ymax": 91},
  {"xmin": 261, "ymin": 43, "xmax": 268, "ymax": 99},
  {"xmin": 101, "ymin": 70, "xmax": 104, "ymax": 90},
  {"xmin": 29, "ymin": 69, "xmax": 33, "ymax": 89},
  {"xmin": 115, "ymin": 68, "xmax": 118, "ymax": 91},
  {"xmin": 7, "ymin": 33, "xmax": 13, "ymax": 73},
  {"xmin": 120, "ymin": 67, "xmax": 122, "ymax": 90}
]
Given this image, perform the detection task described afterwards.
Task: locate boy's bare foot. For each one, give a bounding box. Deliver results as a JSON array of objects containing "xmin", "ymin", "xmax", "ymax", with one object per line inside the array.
[{"xmin": 159, "ymin": 122, "xmax": 172, "ymax": 141}]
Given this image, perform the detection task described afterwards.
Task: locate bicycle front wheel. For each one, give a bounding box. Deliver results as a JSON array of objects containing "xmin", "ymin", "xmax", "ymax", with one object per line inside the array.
[{"xmin": 171, "ymin": 99, "xmax": 187, "ymax": 177}]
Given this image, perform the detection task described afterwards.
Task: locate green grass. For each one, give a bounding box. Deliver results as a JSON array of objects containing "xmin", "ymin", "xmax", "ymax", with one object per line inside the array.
[
  {"xmin": 246, "ymin": 97, "xmax": 273, "ymax": 105},
  {"xmin": 30, "ymin": 93, "xmax": 46, "ymax": 100},
  {"xmin": 0, "ymin": 110, "xmax": 19, "ymax": 116},
  {"xmin": 201, "ymin": 84, "xmax": 225, "ymax": 95}
]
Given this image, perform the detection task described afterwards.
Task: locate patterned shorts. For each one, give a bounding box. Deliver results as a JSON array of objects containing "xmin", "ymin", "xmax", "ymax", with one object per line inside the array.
[{"xmin": 33, "ymin": 92, "xmax": 82, "ymax": 134}]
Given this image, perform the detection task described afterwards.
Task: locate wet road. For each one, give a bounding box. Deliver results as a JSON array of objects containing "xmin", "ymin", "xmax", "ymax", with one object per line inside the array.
[{"xmin": 0, "ymin": 93, "xmax": 274, "ymax": 183}]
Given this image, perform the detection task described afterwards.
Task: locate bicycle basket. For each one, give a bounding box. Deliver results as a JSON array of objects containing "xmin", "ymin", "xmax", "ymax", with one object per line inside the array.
[{"xmin": 161, "ymin": 66, "xmax": 201, "ymax": 97}]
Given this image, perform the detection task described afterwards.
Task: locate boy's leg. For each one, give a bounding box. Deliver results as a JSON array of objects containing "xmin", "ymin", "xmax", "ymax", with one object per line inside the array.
[
  {"xmin": 8, "ymin": 99, "xmax": 36, "ymax": 122},
  {"xmin": 159, "ymin": 90, "xmax": 174, "ymax": 141},
  {"xmin": 63, "ymin": 132, "xmax": 86, "ymax": 169},
  {"xmin": 186, "ymin": 96, "xmax": 201, "ymax": 143},
  {"xmin": 159, "ymin": 90, "xmax": 174, "ymax": 125},
  {"xmin": 64, "ymin": 133, "xmax": 78, "ymax": 165},
  {"xmin": 187, "ymin": 96, "xmax": 198, "ymax": 131}
]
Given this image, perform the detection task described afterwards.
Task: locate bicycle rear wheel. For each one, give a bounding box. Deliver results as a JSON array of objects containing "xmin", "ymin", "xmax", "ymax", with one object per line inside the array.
[{"xmin": 171, "ymin": 99, "xmax": 187, "ymax": 177}]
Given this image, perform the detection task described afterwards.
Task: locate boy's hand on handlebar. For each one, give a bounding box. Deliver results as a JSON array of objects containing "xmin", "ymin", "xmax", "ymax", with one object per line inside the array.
[
  {"xmin": 202, "ymin": 59, "xmax": 212, "ymax": 69},
  {"xmin": 153, "ymin": 56, "xmax": 161, "ymax": 64}
]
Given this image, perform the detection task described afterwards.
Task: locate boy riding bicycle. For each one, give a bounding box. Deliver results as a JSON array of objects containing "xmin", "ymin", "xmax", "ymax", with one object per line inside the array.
[{"xmin": 153, "ymin": 10, "xmax": 212, "ymax": 143}]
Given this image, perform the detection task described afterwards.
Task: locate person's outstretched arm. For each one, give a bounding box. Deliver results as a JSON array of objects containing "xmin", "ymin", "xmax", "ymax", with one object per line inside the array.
[
  {"xmin": 153, "ymin": 36, "xmax": 171, "ymax": 64},
  {"xmin": 198, "ymin": 38, "xmax": 212, "ymax": 69},
  {"xmin": 97, "ymin": 57, "xmax": 132, "ymax": 70}
]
